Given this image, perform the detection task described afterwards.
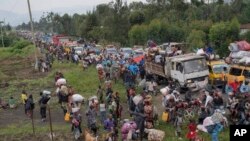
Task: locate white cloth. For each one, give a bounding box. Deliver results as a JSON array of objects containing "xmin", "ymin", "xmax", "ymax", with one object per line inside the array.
[
  {"xmin": 205, "ymin": 94, "xmax": 213, "ymax": 107},
  {"xmin": 99, "ymin": 103, "xmax": 106, "ymax": 112},
  {"xmin": 147, "ymin": 82, "xmax": 157, "ymax": 91},
  {"xmin": 112, "ymin": 101, "xmax": 117, "ymax": 110},
  {"xmin": 155, "ymin": 55, "xmax": 161, "ymax": 63},
  {"xmin": 72, "ymin": 94, "xmax": 84, "ymax": 102},
  {"xmin": 74, "ymin": 54, "xmax": 79, "ymax": 61}
]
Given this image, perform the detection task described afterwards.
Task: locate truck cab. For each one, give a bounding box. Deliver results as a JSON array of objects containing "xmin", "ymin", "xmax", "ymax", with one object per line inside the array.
[
  {"xmin": 145, "ymin": 53, "xmax": 209, "ymax": 91},
  {"xmin": 226, "ymin": 64, "xmax": 250, "ymax": 83},
  {"xmin": 207, "ymin": 60, "xmax": 229, "ymax": 87},
  {"xmin": 166, "ymin": 55, "xmax": 209, "ymax": 91}
]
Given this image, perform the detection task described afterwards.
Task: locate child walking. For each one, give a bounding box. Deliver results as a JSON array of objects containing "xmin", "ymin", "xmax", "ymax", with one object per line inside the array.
[
  {"xmin": 186, "ymin": 119, "xmax": 197, "ymax": 141},
  {"xmin": 174, "ymin": 112, "xmax": 183, "ymax": 140}
]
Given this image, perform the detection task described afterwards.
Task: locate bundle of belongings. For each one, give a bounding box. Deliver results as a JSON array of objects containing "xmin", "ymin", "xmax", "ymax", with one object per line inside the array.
[
  {"xmin": 144, "ymin": 128, "xmax": 165, "ymax": 141},
  {"xmin": 225, "ymin": 40, "xmax": 250, "ymax": 64}
]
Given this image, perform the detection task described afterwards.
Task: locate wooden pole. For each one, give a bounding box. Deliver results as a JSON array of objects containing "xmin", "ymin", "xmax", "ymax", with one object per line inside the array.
[
  {"xmin": 31, "ymin": 110, "xmax": 35, "ymax": 135},
  {"xmin": 0, "ymin": 22, "xmax": 4, "ymax": 47},
  {"xmin": 48, "ymin": 106, "xmax": 54, "ymax": 141},
  {"xmin": 27, "ymin": 0, "xmax": 38, "ymax": 70}
]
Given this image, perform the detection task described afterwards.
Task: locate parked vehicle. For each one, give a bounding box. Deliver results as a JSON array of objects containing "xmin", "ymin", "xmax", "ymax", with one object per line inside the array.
[
  {"xmin": 52, "ymin": 35, "xmax": 70, "ymax": 46},
  {"xmin": 104, "ymin": 48, "xmax": 119, "ymax": 57},
  {"xmin": 207, "ymin": 60, "xmax": 229, "ymax": 87},
  {"xmin": 145, "ymin": 53, "xmax": 209, "ymax": 92},
  {"xmin": 226, "ymin": 64, "xmax": 250, "ymax": 83},
  {"xmin": 159, "ymin": 42, "xmax": 187, "ymax": 55},
  {"xmin": 120, "ymin": 47, "xmax": 133, "ymax": 59},
  {"xmin": 86, "ymin": 46, "xmax": 100, "ymax": 55}
]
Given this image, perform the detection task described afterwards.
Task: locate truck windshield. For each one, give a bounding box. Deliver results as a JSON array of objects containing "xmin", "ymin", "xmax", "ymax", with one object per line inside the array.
[
  {"xmin": 184, "ymin": 59, "xmax": 207, "ymax": 74},
  {"xmin": 213, "ymin": 64, "xmax": 229, "ymax": 74},
  {"xmin": 229, "ymin": 67, "xmax": 242, "ymax": 76}
]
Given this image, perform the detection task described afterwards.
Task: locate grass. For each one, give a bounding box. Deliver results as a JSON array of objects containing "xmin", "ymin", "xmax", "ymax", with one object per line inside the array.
[
  {"xmin": 0, "ymin": 122, "xmax": 69, "ymax": 136},
  {"xmin": 0, "ymin": 47, "xmax": 14, "ymax": 61}
]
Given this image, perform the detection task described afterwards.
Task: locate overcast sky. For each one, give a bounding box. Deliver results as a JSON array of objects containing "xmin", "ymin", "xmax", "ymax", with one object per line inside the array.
[
  {"xmin": 0, "ymin": 0, "xmax": 147, "ymax": 25},
  {"xmin": 0, "ymin": 0, "xmax": 146, "ymax": 14}
]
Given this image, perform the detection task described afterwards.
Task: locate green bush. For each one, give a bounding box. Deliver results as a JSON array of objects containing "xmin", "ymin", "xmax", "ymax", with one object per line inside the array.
[
  {"xmin": 12, "ymin": 40, "xmax": 31, "ymax": 50},
  {"xmin": 0, "ymin": 33, "xmax": 20, "ymax": 47}
]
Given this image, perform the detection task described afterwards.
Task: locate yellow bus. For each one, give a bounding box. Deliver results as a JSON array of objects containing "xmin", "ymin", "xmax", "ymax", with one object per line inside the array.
[{"xmin": 226, "ymin": 64, "xmax": 250, "ymax": 83}]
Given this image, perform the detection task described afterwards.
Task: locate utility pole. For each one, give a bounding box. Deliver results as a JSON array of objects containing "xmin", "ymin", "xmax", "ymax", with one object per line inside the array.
[
  {"xmin": 0, "ymin": 21, "xmax": 4, "ymax": 47},
  {"xmin": 27, "ymin": 0, "xmax": 38, "ymax": 70}
]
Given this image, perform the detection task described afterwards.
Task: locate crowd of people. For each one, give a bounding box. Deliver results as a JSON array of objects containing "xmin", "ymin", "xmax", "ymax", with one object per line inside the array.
[
  {"xmin": 2, "ymin": 37, "xmax": 250, "ymax": 141},
  {"xmin": 35, "ymin": 41, "xmax": 167, "ymax": 140}
]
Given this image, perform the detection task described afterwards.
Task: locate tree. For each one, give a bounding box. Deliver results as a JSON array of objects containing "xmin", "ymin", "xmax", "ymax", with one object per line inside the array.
[
  {"xmin": 128, "ymin": 24, "xmax": 148, "ymax": 45},
  {"xmin": 240, "ymin": 31, "xmax": 250, "ymax": 42},
  {"xmin": 129, "ymin": 11, "xmax": 145, "ymax": 25},
  {"xmin": 217, "ymin": 0, "xmax": 224, "ymax": 5},
  {"xmin": 61, "ymin": 14, "xmax": 73, "ymax": 35},
  {"xmin": 209, "ymin": 19, "xmax": 240, "ymax": 57},
  {"xmin": 148, "ymin": 19, "xmax": 161, "ymax": 43},
  {"xmin": 191, "ymin": 0, "xmax": 205, "ymax": 7},
  {"xmin": 209, "ymin": 22, "xmax": 229, "ymax": 56},
  {"xmin": 211, "ymin": 4, "xmax": 232, "ymax": 22},
  {"xmin": 239, "ymin": 1, "xmax": 250, "ymax": 23},
  {"xmin": 4, "ymin": 24, "xmax": 12, "ymax": 31},
  {"xmin": 187, "ymin": 30, "xmax": 206, "ymax": 49},
  {"xmin": 228, "ymin": 18, "xmax": 240, "ymax": 41}
]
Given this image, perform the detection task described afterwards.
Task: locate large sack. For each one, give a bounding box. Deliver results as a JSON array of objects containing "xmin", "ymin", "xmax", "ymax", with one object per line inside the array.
[
  {"xmin": 160, "ymin": 87, "xmax": 170, "ymax": 95},
  {"xmin": 121, "ymin": 121, "xmax": 137, "ymax": 134},
  {"xmin": 197, "ymin": 116, "xmax": 214, "ymax": 133},
  {"xmin": 84, "ymin": 130, "xmax": 98, "ymax": 141},
  {"xmin": 230, "ymin": 51, "xmax": 250, "ymax": 59},
  {"xmin": 232, "ymin": 59, "xmax": 240, "ymax": 64},
  {"xmin": 196, "ymin": 49, "xmax": 205, "ymax": 55},
  {"xmin": 228, "ymin": 43, "xmax": 239, "ymax": 52},
  {"xmin": 145, "ymin": 129, "xmax": 165, "ymax": 141},
  {"xmin": 96, "ymin": 64, "xmax": 103, "ymax": 70},
  {"xmin": 239, "ymin": 57, "xmax": 247, "ymax": 63},
  {"xmin": 60, "ymin": 85, "xmax": 68, "ymax": 95},
  {"xmin": 237, "ymin": 40, "xmax": 250, "ymax": 51},
  {"xmin": 133, "ymin": 95, "xmax": 143, "ymax": 105},
  {"xmin": 56, "ymin": 78, "xmax": 66, "ymax": 86},
  {"xmin": 138, "ymin": 79, "xmax": 146, "ymax": 88},
  {"xmin": 88, "ymin": 96, "xmax": 98, "ymax": 106},
  {"xmin": 121, "ymin": 121, "xmax": 137, "ymax": 140},
  {"xmin": 72, "ymin": 107, "xmax": 80, "ymax": 113},
  {"xmin": 72, "ymin": 94, "xmax": 85, "ymax": 102},
  {"xmin": 88, "ymin": 96, "xmax": 98, "ymax": 101},
  {"xmin": 42, "ymin": 90, "xmax": 51, "ymax": 96}
]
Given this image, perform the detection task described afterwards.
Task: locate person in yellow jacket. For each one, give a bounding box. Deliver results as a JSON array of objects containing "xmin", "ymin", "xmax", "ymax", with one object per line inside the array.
[{"xmin": 21, "ymin": 90, "xmax": 28, "ymax": 114}]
